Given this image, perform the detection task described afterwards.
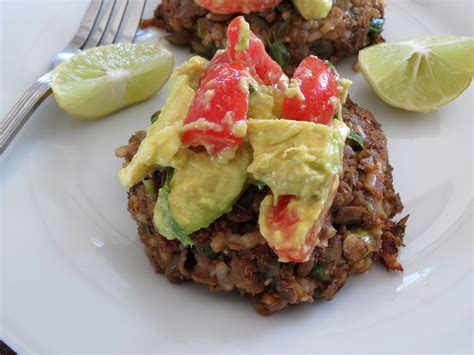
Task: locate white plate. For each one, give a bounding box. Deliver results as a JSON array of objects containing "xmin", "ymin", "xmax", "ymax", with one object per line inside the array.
[{"xmin": 1, "ymin": 0, "xmax": 472, "ymax": 353}]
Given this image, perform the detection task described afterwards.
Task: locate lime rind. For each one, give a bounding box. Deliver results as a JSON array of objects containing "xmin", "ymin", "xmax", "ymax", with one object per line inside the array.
[{"xmin": 359, "ymin": 35, "xmax": 474, "ymax": 112}]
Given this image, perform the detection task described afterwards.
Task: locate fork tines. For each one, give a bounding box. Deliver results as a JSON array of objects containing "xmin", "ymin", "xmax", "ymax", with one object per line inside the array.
[{"xmin": 82, "ymin": 0, "xmax": 146, "ymax": 49}]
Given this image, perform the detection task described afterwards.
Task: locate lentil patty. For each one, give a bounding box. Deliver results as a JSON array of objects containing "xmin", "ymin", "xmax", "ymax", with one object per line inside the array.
[
  {"xmin": 117, "ymin": 99, "xmax": 407, "ymax": 315},
  {"xmin": 143, "ymin": 0, "xmax": 386, "ymax": 74}
]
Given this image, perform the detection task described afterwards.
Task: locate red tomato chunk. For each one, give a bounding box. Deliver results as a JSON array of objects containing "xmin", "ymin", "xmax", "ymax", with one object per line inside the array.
[
  {"xmin": 282, "ymin": 56, "xmax": 340, "ymax": 125},
  {"xmin": 194, "ymin": 0, "xmax": 282, "ymax": 14},
  {"xmin": 226, "ymin": 16, "xmax": 284, "ymax": 86},
  {"xmin": 182, "ymin": 62, "xmax": 249, "ymax": 155}
]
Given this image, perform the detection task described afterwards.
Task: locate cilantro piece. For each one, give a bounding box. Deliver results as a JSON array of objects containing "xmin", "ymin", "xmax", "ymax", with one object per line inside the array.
[
  {"xmin": 348, "ymin": 129, "xmax": 365, "ymax": 150},
  {"xmin": 157, "ymin": 168, "xmax": 193, "ymax": 246},
  {"xmin": 310, "ymin": 264, "xmax": 326, "ymax": 281},
  {"xmin": 369, "ymin": 18, "xmax": 385, "ymax": 34},
  {"xmin": 150, "ymin": 111, "xmax": 161, "ymax": 124},
  {"xmin": 143, "ymin": 179, "xmax": 157, "ymax": 202},
  {"xmin": 275, "ymin": 15, "xmax": 293, "ymax": 38},
  {"xmin": 269, "ymin": 40, "xmax": 291, "ymax": 68},
  {"xmin": 205, "ymin": 44, "xmax": 218, "ymax": 58},
  {"xmin": 194, "ymin": 244, "xmax": 218, "ymax": 259},
  {"xmin": 139, "ymin": 223, "xmax": 155, "ymax": 235}
]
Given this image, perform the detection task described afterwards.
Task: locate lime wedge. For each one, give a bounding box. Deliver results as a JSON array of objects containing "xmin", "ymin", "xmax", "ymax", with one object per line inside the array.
[
  {"xmin": 358, "ymin": 36, "xmax": 474, "ymax": 112},
  {"xmin": 51, "ymin": 43, "xmax": 174, "ymax": 120}
]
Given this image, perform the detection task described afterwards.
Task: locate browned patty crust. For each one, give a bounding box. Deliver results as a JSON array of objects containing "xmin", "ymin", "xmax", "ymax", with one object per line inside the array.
[
  {"xmin": 143, "ymin": 0, "xmax": 386, "ymax": 74},
  {"xmin": 117, "ymin": 99, "xmax": 406, "ymax": 315}
]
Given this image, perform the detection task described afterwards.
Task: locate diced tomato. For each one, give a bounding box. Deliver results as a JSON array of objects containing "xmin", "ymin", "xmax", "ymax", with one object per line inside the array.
[
  {"xmin": 262, "ymin": 194, "xmax": 308, "ymax": 262},
  {"xmin": 194, "ymin": 0, "xmax": 281, "ymax": 14},
  {"xmin": 267, "ymin": 195, "xmax": 300, "ymax": 238},
  {"xmin": 262, "ymin": 176, "xmax": 339, "ymax": 262},
  {"xmin": 282, "ymin": 56, "xmax": 339, "ymax": 125},
  {"xmin": 182, "ymin": 62, "xmax": 249, "ymax": 155},
  {"xmin": 226, "ymin": 16, "xmax": 284, "ymax": 86},
  {"xmin": 263, "ymin": 57, "xmax": 340, "ymax": 261},
  {"xmin": 202, "ymin": 50, "xmax": 231, "ymax": 78}
]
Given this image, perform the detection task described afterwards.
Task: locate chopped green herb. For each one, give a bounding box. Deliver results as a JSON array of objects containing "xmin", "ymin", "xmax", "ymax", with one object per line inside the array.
[
  {"xmin": 196, "ymin": 18, "xmax": 208, "ymax": 39},
  {"xmin": 362, "ymin": 251, "xmax": 371, "ymax": 258},
  {"xmin": 143, "ymin": 179, "xmax": 157, "ymax": 202},
  {"xmin": 255, "ymin": 180, "xmax": 266, "ymax": 190},
  {"xmin": 166, "ymin": 167, "xmax": 174, "ymax": 180},
  {"xmin": 348, "ymin": 129, "xmax": 365, "ymax": 150},
  {"xmin": 139, "ymin": 222, "xmax": 155, "ymax": 235},
  {"xmin": 249, "ymin": 83, "xmax": 257, "ymax": 94},
  {"xmin": 194, "ymin": 244, "xmax": 218, "ymax": 259},
  {"xmin": 350, "ymin": 7, "xmax": 357, "ymax": 20},
  {"xmin": 269, "ymin": 40, "xmax": 291, "ymax": 68},
  {"xmin": 275, "ymin": 15, "xmax": 293, "ymax": 38},
  {"xmin": 369, "ymin": 18, "xmax": 385, "ymax": 34},
  {"xmin": 150, "ymin": 111, "xmax": 161, "ymax": 124},
  {"xmin": 205, "ymin": 44, "xmax": 218, "ymax": 58},
  {"xmin": 264, "ymin": 262, "xmax": 280, "ymax": 279},
  {"xmin": 310, "ymin": 264, "xmax": 326, "ymax": 281},
  {"xmin": 237, "ymin": 287, "xmax": 246, "ymax": 296}
]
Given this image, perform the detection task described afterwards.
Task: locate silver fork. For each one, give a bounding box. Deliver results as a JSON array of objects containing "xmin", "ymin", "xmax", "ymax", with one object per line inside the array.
[{"xmin": 0, "ymin": 0, "xmax": 146, "ymax": 154}]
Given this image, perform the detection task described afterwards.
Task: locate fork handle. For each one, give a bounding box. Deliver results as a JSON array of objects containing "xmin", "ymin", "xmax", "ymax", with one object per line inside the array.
[{"xmin": 1, "ymin": 72, "xmax": 53, "ymax": 154}]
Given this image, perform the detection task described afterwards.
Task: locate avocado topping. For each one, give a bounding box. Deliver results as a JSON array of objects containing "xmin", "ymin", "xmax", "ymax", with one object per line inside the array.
[
  {"xmin": 119, "ymin": 18, "xmax": 353, "ymax": 263},
  {"xmin": 119, "ymin": 58, "xmax": 210, "ymax": 188},
  {"xmin": 247, "ymin": 119, "xmax": 350, "ymax": 199},
  {"xmin": 292, "ymin": 0, "xmax": 333, "ymax": 20},
  {"xmin": 154, "ymin": 168, "xmax": 193, "ymax": 246},
  {"xmin": 154, "ymin": 143, "xmax": 252, "ymax": 236},
  {"xmin": 235, "ymin": 19, "xmax": 251, "ymax": 52}
]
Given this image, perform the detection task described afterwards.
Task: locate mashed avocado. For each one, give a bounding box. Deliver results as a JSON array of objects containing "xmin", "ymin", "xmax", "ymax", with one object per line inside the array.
[
  {"xmin": 235, "ymin": 20, "xmax": 251, "ymax": 51},
  {"xmin": 335, "ymin": 78, "xmax": 352, "ymax": 120},
  {"xmin": 120, "ymin": 55, "xmax": 252, "ymax": 243},
  {"xmin": 169, "ymin": 56, "xmax": 209, "ymax": 91},
  {"xmin": 154, "ymin": 143, "xmax": 252, "ymax": 237},
  {"xmin": 119, "ymin": 57, "xmax": 209, "ymax": 188},
  {"xmin": 119, "ymin": 53, "xmax": 352, "ymax": 263},
  {"xmin": 248, "ymin": 84, "xmax": 284, "ymax": 119},
  {"xmin": 247, "ymin": 119, "xmax": 350, "ymax": 199},
  {"xmin": 292, "ymin": 0, "xmax": 333, "ymax": 20},
  {"xmin": 259, "ymin": 176, "xmax": 339, "ymax": 262},
  {"xmin": 248, "ymin": 119, "xmax": 350, "ymax": 262},
  {"xmin": 247, "ymin": 117, "xmax": 349, "ymax": 262}
]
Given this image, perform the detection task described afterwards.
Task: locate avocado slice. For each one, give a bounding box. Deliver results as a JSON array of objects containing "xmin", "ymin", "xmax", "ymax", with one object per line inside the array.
[
  {"xmin": 247, "ymin": 118, "xmax": 349, "ymax": 199},
  {"xmin": 154, "ymin": 168, "xmax": 193, "ymax": 246},
  {"xmin": 292, "ymin": 0, "xmax": 332, "ymax": 20},
  {"xmin": 169, "ymin": 56, "xmax": 209, "ymax": 91},
  {"xmin": 259, "ymin": 176, "xmax": 339, "ymax": 263},
  {"xmin": 154, "ymin": 143, "xmax": 252, "ymax": 241},
  {"xmin": 119, "ymin": 56, "xmax": 210, "ymax": 188},
  {"xmin": 247, "ymin": 118, "xmax": 349, "ymax": 262},
  {"xmin": 248, "ymin": 83, "xmax": 284, "ymax": 119}
]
